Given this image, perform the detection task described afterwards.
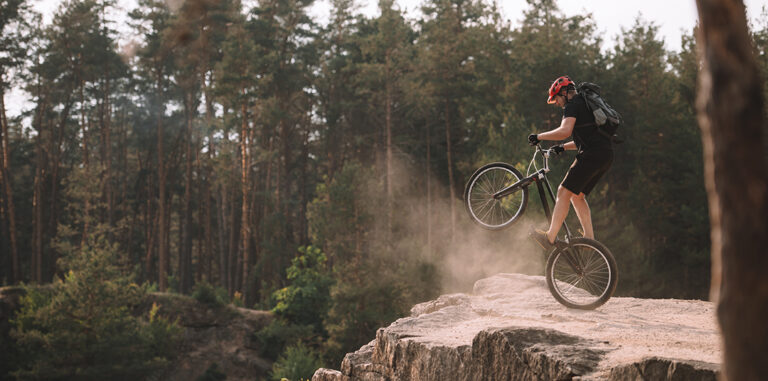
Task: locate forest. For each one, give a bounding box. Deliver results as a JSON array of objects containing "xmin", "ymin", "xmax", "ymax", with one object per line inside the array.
[{"xmin": 1, "ymin": 0, "xmax": 768, "ymax": 379}]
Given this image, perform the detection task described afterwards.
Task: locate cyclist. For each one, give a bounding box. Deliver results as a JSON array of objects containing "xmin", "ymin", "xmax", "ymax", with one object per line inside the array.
[{"xmin": 528, "ymin": 76, "xmax": 613, "ymax": 248}]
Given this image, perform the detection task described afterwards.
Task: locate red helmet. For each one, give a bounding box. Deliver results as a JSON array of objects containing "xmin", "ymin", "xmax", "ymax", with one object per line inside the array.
[{"xmin": 547, "ymin": 76, "xmax": 574, "ymax": 104}]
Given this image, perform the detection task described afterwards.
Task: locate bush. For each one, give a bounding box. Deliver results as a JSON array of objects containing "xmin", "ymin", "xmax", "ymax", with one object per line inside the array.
[
  {"xmin": 270, "ymin": 343, "xmax": 323, "ymax": 381},
  {"xmin": 253, "ymin": 319, "xmax": 315, "ymax": 360},
  {"xmin": 272, "ymin": 246, "xmax": 333, "ymax": 331},
  {"xmin": 192, "ymin": 281, "xmax": 229, "ymax": 308}
]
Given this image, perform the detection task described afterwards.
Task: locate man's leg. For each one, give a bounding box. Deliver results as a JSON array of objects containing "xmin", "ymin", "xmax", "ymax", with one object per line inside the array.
[
  {"xmin": 571, "ymin": 192, "xmax": 594, "ymax": 239},
  {"xmin": 546, "ymin": 185, "xmax": 574, "ymax": 243}
]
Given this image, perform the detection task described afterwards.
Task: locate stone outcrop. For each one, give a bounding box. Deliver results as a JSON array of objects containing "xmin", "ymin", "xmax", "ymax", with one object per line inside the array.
[
  {"xmin": 144, "ymin": 293, "xmax": 274, "ymax": 381},
  {"xmin": 314, "ymin": 273, "xmax": 720, "ymax": 381}
]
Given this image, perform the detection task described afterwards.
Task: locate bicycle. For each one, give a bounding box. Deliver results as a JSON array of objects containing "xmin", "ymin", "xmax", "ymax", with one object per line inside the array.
[{"xmin": 463, "ymin": 144, "xmax": 618, "ymax": 309}]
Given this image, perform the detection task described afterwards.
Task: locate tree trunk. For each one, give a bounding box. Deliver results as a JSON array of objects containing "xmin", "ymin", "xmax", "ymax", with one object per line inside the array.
[
  {"xmin": 104, "ymin": 76, "xmax": 114, "ymax": 227},
  {"xmin": 201, "ymin": 49, "xmax": 217, "ymax": 288},
  {"xmin": 217, "ymin": 184, "xmax": 229, "ymax": 291},
  {"xmin": 426, "ymin": 120, "xmax": 432, "ymax": 256},
  {"xmin": 240, "ymin": 94, "xmax": 251, "ymax": 300},
  {"xmin": 0, "ymin": 190, "xmax": 7, "ymax": 282},
  {"xmin": 80, "ymin": 81, "xmax": 91, "ymax": 246},
  {"xmin": 180, "ymin": 92, "xmax": 194, "ymax": 294},
  {"xmin": 119, "ymin": 111, "xmax": 130, "ymax": 247},
  {"xmin": 157, "ymin": 74, "xmax": 168, "ymax": 292},
  {"xmin": 299, "ymin": 105, "xmax": 310, "ymax": 245},
  {"xmin": 139, "ymin": 146, "xmax": 153, "ymax": 281},
  {"xmin": 248, "ymin": 109, "xmax": 262, "ymax": 297},
  {"xmin": 695, "ymin": 0, "xmax": 768, "ymax": 379},
  {"xmin": 385, "ymin": 52, "xmax": 393, "ymax": 241},
  {"xmin": 0, "ymin": 87, "xmax": 19, "ymax": 283},
  {"xmin": 47, "ymin": 99, "xmax": 70, "ymax": 281},
  {"xmin": 216, "ymin": 122, "xmax": 230, "ymax": 291},
  {"xmin": 444, "ymin": 100, "xmax": 456, "ymax": 242},
  {"xmin": 33, "ymin": 113, "xmax": 45, "ymax": 284},
  {"xmin": 198, "ymin": 132, "xmax": 213, "ymax": 284},
  {"xmin": 230, "ymin": 186, "xmax": 239, "ymax": 296}
]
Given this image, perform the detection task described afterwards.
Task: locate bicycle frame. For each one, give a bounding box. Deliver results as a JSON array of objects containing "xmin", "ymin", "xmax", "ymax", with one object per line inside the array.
[
  {"xmin": 466, "ymin": 145, "xmax": 617, "ymax": 307},
  {"xmin": 492, "ymin": 145, "xmax": 573, "ymax": 241}
]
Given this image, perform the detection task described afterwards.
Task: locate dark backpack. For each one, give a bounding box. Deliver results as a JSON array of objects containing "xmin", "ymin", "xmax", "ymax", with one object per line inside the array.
[{"xmin": 577, "ymin": 82, "xmax": 622, "ymax": 140}]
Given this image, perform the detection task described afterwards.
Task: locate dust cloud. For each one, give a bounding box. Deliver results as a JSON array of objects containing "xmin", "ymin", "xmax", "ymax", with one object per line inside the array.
[{"xmin": 368, "ymin": 152, "xmax": 550, "ymax": 295}]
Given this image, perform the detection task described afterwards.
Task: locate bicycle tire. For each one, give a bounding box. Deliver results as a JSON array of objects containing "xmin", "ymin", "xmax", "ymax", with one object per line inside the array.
[
  {"xmin": 545, "ymin": 237, "xmax": 618, "ymax": 310},
  {"xmin": 463, "ymin": 162, "xmax": 528, "ymax": 230}
]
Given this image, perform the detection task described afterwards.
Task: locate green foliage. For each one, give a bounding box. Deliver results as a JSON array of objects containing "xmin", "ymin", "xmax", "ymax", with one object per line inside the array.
[
  {"xmin": 323, "ymin": 276, "xmax": 407, "ymax": 363},
  {"xmin": 253, "ymin": 319, "xmax": 315, "ymax": 360},
  {"xmin": 272, "ymin": 246, "xmax": 334, "ymax": 330},
  {"xmin": 254, "ymin": 246, "xmax": 333, "ymax": 361},
  {"xmin": 192, "ymin": 281, "xmax": 230, "ymax": 308},
  {"xmin": 270, "ymin": 343, "xmax": 324, "ymax": 381},
  {"xmin": 306, "ymin": 161, "xmax": 413, "ymax": 363},
  {"xmin": 10, "ymin": 235, "xmax": 181, "ymax": 380}
]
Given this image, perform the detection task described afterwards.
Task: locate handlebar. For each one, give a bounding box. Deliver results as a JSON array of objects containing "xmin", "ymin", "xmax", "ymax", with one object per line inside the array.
[{"xmin": 527, "ymin": 144, "xmax": 561, "ymax": 176}]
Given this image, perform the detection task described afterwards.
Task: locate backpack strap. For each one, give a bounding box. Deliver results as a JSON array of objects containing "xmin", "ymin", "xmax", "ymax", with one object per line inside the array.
[{"xmin": 575, "ymin": 122, "xmax": 614, "ymax": 142}]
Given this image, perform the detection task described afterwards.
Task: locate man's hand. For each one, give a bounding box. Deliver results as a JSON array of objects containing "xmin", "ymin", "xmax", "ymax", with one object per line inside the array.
[
  {"xmin": 528, "ymin": 134, "xmax": 540, "ymax": 146},
  {"xmin": 551, "ymin": 144, "xmax": 565, "ymax": 155}
]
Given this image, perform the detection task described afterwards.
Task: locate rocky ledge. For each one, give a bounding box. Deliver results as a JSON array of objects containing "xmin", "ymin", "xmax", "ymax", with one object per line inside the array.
[{"xmin": 313, "ymin": 273, "xmax": 720, "ymax": 381}]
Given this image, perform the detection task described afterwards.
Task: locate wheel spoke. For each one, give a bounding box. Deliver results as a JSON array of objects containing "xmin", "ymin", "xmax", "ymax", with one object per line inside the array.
[
  {"xmin": 549, "ymin": 242, "xmax": 615, "ymax": 308},
  {"xmin": 466, "ymin": 166, "xmax": 525, "ymax": 228}
]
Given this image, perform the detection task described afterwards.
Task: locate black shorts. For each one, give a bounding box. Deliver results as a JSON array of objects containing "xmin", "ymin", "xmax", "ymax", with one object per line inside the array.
[{"xmin": 561, "ymin": 150, "xmax": 613, "ymax": 196}]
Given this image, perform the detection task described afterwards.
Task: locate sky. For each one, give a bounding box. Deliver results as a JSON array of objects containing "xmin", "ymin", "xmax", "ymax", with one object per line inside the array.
[
  {"xmin": 28, "ymin": 0, "xmax": 768, "ymax": 52},
  {"xmin": 9, "ymin": 0, "xmax": 768, "ymax": 119},
  {"xmin": 304, "ymin": 0, "xmax": 768, "ymax": 51}
]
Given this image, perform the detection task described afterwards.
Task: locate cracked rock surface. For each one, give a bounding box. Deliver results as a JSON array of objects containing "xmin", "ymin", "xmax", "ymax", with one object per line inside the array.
[{"xmin": 313, "ymin": 273, "xmax": 720, "ymax": 380}]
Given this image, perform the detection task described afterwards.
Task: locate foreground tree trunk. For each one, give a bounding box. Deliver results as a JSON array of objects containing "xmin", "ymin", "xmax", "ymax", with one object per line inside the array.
[{"xmin": 695, "ymin": 0, "xmax": 768, "ymax": 379}]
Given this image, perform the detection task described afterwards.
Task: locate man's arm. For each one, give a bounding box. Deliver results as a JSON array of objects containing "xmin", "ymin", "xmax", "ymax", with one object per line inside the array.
[
  {"xmin": 538, "ymin": 117, "xmax": 576, "ymax": 141},
  {"xmin": 563, "ymin": 141, "xmax": 577, "ymax": 150}
]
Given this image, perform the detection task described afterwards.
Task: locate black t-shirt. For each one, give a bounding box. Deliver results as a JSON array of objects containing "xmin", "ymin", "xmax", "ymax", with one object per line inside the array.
[{"xmin": 563, "ymin": 95, "xmax": 612, "ymax": 153}]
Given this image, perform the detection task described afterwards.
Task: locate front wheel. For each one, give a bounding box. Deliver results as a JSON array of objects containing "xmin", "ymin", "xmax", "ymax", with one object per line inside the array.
[
  {"xmin": 463, "ymin": 163, "xmax": 528, "ymax": 230},
  {"xmin": 546, "ymin": 238, "xmax": 618, "ymax": 310}
]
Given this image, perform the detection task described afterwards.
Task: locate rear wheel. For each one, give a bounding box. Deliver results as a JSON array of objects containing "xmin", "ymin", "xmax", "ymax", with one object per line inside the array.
[
  {"xmin": 463, "ymin": 163, "xmax": 528, "ymax": 230},
  {"xmin": 546, "ymin": 238, "xmax": 617, "ymax": 310}
]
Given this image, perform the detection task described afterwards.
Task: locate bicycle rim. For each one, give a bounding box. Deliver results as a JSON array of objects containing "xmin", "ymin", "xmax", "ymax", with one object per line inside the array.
[
  {"xmin": 466, "ymin": 165, "xmax": 526, "ymax": 229},
  {"xmin": 547, "ymin": 239, "xmax": 617, "ymax": 309}
]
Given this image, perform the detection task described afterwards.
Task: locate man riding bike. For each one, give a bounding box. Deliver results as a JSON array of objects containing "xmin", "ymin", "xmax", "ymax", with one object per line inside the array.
[{"xmin": 528, "ymin": 76, "xmax": 613, "ymax": 247}]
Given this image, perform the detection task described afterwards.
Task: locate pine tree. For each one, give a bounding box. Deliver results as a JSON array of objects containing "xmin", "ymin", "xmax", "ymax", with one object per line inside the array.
[
  {"xmin": 0, "ymin": 0, "xmax": 32, "ymax": 283},
  {"xmin": 130, "ymin": 0, "xmax": 176, "ymax": 291},
  {"xmin": 355, "ymin": 0, "xmax": 414, "ymax": 241},
  {"xmin": 11, "ymin": 233, "xmax": 180, "ymax": 380}
]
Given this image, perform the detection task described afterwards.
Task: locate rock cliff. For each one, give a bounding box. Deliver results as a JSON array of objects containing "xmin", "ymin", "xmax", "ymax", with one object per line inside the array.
[
  {"xmin": 313, "ymin": 273, "xmax": 720, "ymax": 381},
  {"xmin": 143, "ymin": 293, "xmax": 274, "ymax": 381}
]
